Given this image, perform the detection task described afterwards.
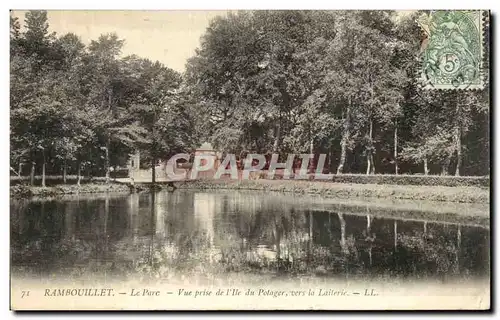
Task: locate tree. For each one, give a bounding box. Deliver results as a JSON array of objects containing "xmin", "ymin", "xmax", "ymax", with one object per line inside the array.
[
  {"xmin": 320, "ymin": 11, "xmax": 402, "ymax": 174},
  {"xmin": 124, "ymin": 56, "xmax": 191, "ymax": 182},
  {"xmin": 10, "ymin": 14, "xmax": 21, "ymax": 41},
  {"xmin": 186, "ymin": 11, "xmax": 340, "ymax": 157},
  {"xmin": 85, "ymin": 33, "xmax": 144, "ymax": 183}
]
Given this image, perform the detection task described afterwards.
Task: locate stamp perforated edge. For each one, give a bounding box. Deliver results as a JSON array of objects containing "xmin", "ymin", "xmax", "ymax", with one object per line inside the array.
[{"xmin": 416, "ymin": 10, "xmax": 489, "ymax": 91}]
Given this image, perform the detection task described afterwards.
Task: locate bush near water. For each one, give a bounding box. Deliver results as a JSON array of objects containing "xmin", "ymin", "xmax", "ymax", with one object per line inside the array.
[{"xmin": 326, "ymin": 174, "xmax": 489, "ymax": 188}]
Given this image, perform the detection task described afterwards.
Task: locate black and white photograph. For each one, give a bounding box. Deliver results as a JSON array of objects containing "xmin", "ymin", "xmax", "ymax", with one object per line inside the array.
[{"xmin": 9, "ymin": 9, "xmax": 491, "ymax": 310}]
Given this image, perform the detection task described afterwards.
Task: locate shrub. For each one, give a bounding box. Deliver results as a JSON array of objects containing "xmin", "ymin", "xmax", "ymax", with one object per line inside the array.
[{"xmin": 327, "ymin": 174, "xmax": 489, "ymax": 187}]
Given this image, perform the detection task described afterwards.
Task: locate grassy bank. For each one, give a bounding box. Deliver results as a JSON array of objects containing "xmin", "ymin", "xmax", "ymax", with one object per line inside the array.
[
  {"xmin": 10, "ymin": 173, "xmax": 490, "ymax": 187},
  {"xmin": 10, "ymin": 176, "xmax": 489, "ymax": 203},
  {"xmin": 10, "ymin": 183, "xmax": 132, "ymax": 198},
  {"xmin": 326, "ymin": 173, "xmax": 489, "ymax": 187},
  {"xmin": 173, "ymin": 179, "xmax": 489, "ymax": 203},
  {"xmin": 9, "ymin": 175, "xmax": 125, "ymax": 186}
]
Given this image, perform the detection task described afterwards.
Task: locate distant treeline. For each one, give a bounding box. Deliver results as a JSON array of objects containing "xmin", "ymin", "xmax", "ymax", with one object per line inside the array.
[{"xmin": 10, "ymin": 10, "xmax": 490, "ymax": 187}]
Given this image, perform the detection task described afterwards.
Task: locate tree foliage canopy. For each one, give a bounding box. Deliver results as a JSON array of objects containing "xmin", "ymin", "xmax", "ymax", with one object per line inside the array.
[{"xmin": 10, "ymin": 10, "xmax": 489, "ymax": 181}]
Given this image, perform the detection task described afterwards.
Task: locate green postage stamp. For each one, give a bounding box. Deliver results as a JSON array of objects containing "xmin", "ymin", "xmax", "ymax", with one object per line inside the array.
[{"xmin": 417, "ymin": 10, "xmax": 487, "ymax": 90}]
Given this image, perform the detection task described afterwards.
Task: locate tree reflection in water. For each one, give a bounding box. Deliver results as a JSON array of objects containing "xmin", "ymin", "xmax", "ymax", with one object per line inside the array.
[{"xmin": 10, "ymin": 191, "xmax": 490, "ymax": 283}]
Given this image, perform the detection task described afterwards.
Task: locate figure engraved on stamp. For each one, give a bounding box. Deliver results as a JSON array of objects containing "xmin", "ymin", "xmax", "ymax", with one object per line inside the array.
[{"xmin": 417, "ymin": 10, "xmax": 485, "ymax": 90}]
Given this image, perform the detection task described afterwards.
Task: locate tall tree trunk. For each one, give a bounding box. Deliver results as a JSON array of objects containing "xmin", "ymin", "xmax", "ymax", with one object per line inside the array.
[
  {"xmin": 42, "ymin": 151, "xmax": 46, "ymax": 187},
  {"xmin": 366, "ymin": 119, "xmax": 373, "ymax": 175},
  {"xmin": 308, "ymin": 136, "xmax": 314, "ymax": 174},
  {"xmin": 454, "ymin": 125, "xmax": 462, "ymax": 176},
  {"xmin": 106, "ymin": 87, "xmax": 113, "ymax": 185},
  {"xmin": 337, "ymin": 98, "xmax": 351, "ymax": 174},
  {"xmin": 441, "ymin": 155, "xmax": 451, "ymax": 176},
  {"xmin": 394, "ymin": 120, "xmax": 399, "ymax": 175},
  {"xmin": 18, "ymin": 161, "xmax": 23, "ymax": 178},
  {"xmin": 369, "ymin": 153, "xmax": 375, "ymax": 174},
  {"xmin": 423, "ymin": 157, "xmax": 429, "ymax": 175},
  {"xmin": 337, "ymin": 131, "xmax": 349, "ymax": 174},
  {"xmin": 77, "ymin": 161, "xmax": 82, "ymax": 187},
  {"xmin": 63, "ymin": 159, "xmax": 67, "ymax": 184},
  {"xmin": 454, "ymin": 96, "xmax": 462, "ymax": 176},
  {"xmin": 151, "ymin": 157, "xmax": 156, "ymax": 184},
  {"xmin": 366, "ymin": 76, "xmax": 376, "ymax": 175},
  {"xmin": 273, "ymin": 122, "xmax": 281, "ymax": 153},
  {"xmin": 30, "ymin": 161, "xmax": 35, "ymax": 186},
  {"xmin": 105, "ymin": 137, "xmax": 110, "ymax": 184},
  {"xmin": 152, "ymin": 107, "xmax": 157, "ymax": 184},
  {"xmin": 329, "ymin": 146, "xmax": 334, "ymax": 173}
]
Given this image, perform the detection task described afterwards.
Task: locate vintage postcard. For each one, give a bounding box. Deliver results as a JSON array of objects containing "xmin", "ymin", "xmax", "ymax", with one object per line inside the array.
[{"xmin": 10, "ymin": 9, "xmax": 490, "ymax": 311}]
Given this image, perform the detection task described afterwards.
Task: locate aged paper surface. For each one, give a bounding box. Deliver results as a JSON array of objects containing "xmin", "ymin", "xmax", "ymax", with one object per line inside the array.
[{"xmin": 10, "ymin": 10, "xmax": 490, "ymax": 311}]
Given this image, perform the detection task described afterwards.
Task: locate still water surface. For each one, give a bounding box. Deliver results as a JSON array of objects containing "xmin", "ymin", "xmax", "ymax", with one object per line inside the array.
[{"xmin": 11, "ymin": 190, "xmax": 490, "ymax": 284}]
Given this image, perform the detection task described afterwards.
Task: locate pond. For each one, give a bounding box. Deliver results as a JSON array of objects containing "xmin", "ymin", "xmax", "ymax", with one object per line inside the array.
[{"xmin": 10, "ymin": 190, "xmax": 490, "ymax": 286}]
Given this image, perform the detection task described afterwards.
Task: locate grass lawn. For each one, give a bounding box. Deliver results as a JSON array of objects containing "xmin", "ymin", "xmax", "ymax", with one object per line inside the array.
[{"xmin": 174, "ymin": 179, "xmax": 489, "ymax": 204}]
